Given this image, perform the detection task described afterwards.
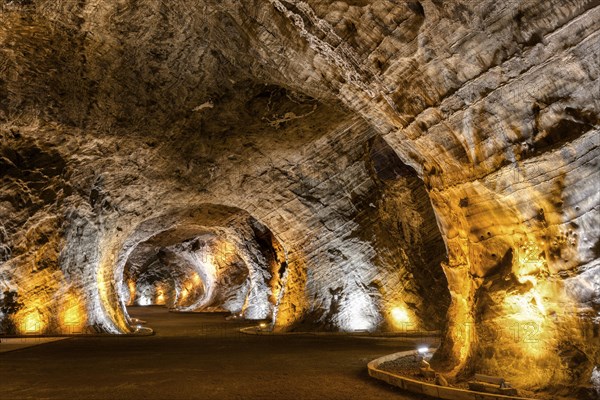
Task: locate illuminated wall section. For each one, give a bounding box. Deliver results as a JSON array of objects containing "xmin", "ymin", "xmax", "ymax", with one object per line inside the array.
[{"xmin": 429, "ymin": 145, "xmax": 599, "ymax": 389}]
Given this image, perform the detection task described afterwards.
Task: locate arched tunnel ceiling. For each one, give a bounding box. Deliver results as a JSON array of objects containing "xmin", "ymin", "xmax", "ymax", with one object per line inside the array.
[
  {"xmin": 0, "ymin": 0, "xmax": 598, "ymax": 396},
  {"xmin": 120, "ymin": 207, "xmax": 286, "ymax": 317}
]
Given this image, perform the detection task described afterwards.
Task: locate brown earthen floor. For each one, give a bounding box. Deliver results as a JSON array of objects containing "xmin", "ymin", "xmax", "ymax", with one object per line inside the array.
[{"xmin": 0, "ymin": 306, "xmax": 430, "ymax": 400}]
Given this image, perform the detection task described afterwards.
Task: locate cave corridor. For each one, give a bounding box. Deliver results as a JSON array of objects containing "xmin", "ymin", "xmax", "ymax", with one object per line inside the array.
[{"xmin": 0, "ymin": 1, "xmax": 598, "ymax": 399}]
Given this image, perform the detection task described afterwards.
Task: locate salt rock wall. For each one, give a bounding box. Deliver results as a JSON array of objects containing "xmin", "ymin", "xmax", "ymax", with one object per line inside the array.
[
  {"xmin": 0, "ymin": 0, "xmax": 448, "ymax": 339},
  {"xmin": 0, "ymin": 0, "xmax": 598, "ymax": 396},
  {"xmin": 203, "ymin": 0, "xmax": 598, "ymax": 393}
]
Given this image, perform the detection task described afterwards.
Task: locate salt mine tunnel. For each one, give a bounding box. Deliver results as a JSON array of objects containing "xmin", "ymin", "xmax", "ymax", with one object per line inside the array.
[{"xmin": 0, "ymin": 1, "xmax": 598, "ymax": 399}]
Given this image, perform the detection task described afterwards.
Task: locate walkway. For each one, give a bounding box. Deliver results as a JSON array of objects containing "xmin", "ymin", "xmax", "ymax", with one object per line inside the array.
[{"xmin": 0, "ymin": 306, "xmax": 433, "ymax": 400}]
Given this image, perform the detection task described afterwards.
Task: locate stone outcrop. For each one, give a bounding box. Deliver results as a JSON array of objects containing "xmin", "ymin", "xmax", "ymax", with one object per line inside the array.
[{"xmin": 0, "ymin": 0, "xmax": 598, "ymax": 397}]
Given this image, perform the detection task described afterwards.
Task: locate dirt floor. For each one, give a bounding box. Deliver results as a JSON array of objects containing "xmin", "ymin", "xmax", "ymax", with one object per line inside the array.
[
  {"xmin": 0, "ymin": 306, "xmax": 432, "ymax": 400},
  {"xmin": 0, "ymin": 337, "xmax": 68, "ymax": 353}
]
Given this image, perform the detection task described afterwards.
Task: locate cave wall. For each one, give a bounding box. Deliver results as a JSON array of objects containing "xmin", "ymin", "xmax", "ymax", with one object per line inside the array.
[
  {"xmin": 200, "ymin": 0, "xmax": 598, "ymax": 391},
  {"xmin": 0, "ymin": 0, "xmax": 448, "ymax": 337},
  {"xmin": 0, "ymin": 0, "xmax": 598, "ymax": 394}
]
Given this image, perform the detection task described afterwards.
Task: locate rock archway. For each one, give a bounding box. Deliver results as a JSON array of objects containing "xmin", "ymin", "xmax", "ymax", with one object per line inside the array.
[
  {"xmin": 82, "ymin": 204, "xmax": 288, "ymax": 333},
  {"xmin": 118, "ymin": 205, "xmax": 288, "ymax": 322}
]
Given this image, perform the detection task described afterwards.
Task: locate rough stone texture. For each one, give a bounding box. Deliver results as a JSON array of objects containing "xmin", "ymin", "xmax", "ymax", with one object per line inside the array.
[
  {"xmin": 123, "ymin": 217, "xmax": 284, "ymax": 320},
  {"xmin": 0, "ymin": 0, "xmax": 598, "ymax": 397}
]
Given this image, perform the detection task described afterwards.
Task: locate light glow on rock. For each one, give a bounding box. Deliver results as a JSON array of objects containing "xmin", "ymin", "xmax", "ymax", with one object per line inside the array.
[
  {"xmin": 192, "ymin": 273, "xmax": 201, "ymax": 285},
  {"xmin": 180, "ymin": 287, "xmax": 189, "ymax": 301},
  {"xmin": 61, "ymin": 292, "xmax": 86, "ymax": 333},
  {"xmin": 592, "ymin": 367, "xmax": 600, "ymax": 396},
  {"xmin": 339, "ymin": 289, "xmax": 379, "ymax": 332},
  {"xmin": 136, "ymin": 283, "xmax": 152, "ymax": 306},
  {"xmin": 22, "ymin": 309, "xmax": 43, "ymax": 334},
  {"xmin": 127, "ymin": 280, "xmax": 136, "ymax": 305},
  {"xmin": 390, "ymin": 306, "xmax": 411, "ymax": 328},
  {"xmin": 64, "ymin": 306, "xmax": 80, "ymax": 325},
  {"xmin": 501, "ymin": 283, "xmax": 551, "ymax": 357},
  {"xmin": 156, "ymin": 288, "xmax": 165, "ymax": 305},
  {"xmin": 503, "ymin": 292, "xmax": 546, "ymax": 323},
  {"xmin": 496, "ymin": 238, "xmax": 557, "ymax": 357}
]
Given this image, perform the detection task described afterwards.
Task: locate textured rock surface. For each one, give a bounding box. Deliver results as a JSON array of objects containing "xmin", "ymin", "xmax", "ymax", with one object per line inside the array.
[
  {"xmin": 0, "ymin": 0, "xmax": 598, "ymax": 396},
  {"xmin": 122, "ymin": 216, "xmax": 284, "ymax": 319}
]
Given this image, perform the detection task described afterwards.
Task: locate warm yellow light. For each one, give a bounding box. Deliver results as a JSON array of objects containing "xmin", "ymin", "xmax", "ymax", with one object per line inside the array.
[
  {"xmin": 127, "ymin": 280, "xmax": 136, "ymax": 305},
  {"xmin": 156, "ymin": 289, "xmax": 165, "ymax": 304},
  {"xmin": 60, "ymin": 292, "xmax": 86, "ymax": 333},
  {"xmin": 23, "ymin": 310, "xmax": 43, "ymax": 334},
  {"xmin": 515, "ymin": 240, "xmax": 545, "ymax": 278},
  {"xmin": 509, "ymin": 239, "xmax": 548, "ymax": 328},
  {"xmin": 391, "ymin": 306, "xmax": 410, "ymax": 323},
  {"xmin": 64, "ymin": 305, "xmax": 81, "ymax": 326},
  {"xmin": 192, "ymin": 273, "xmax": 201, "ymax": 285},
  {"xmin": 504, "ymin": 292, "xmax": 545, "ymax": 323}
]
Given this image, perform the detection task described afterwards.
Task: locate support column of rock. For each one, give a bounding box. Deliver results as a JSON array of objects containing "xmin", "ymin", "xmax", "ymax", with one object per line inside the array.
[{"xmin": 245, "ymin": 0, "xmax": 600, "ymax": 389}]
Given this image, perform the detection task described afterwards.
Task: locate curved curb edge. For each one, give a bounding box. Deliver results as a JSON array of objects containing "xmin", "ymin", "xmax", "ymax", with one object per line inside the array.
[
  {"xmin": 367, "ymin": 350, "xmax": 536, "ymax": 400},
  {"xmin": 239, "ymin": 326, "xmax": 441, "ymax": 338}
]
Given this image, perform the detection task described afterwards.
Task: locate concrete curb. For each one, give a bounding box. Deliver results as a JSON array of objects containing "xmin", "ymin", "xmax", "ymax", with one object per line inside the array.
[
  {"xmin": 239, "ymin": 326, "xmax": 441, "ymax": 339},
  {"xmin": 0, "ymin": 328, "xmax": 154, "ymax": 339},
  {"xmin": 367, "ymin": 350, "xmax": 536, "ymax": 400}
]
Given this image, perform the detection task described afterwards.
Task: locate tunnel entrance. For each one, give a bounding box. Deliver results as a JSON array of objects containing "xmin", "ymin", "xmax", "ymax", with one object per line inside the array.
[
  {"xmin": 123, "ymin": 232, "xmax": 253, "ymax": 314},
  {"xmin": 107, "ymin": 204, "xmax": 288, "ymax": 332}
]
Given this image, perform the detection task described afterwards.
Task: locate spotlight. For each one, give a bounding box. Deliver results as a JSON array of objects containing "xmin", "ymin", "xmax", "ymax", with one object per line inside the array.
[
  {"xmin": 391, "ymin": 306, "xmax": 410, "ymax": 326},
  {"xmin": 417, "ymin": 346, "xmax": 429, "ymax": 354}
]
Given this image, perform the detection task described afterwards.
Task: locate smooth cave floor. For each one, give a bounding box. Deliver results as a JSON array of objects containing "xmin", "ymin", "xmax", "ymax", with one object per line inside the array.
[{"xmin": 0, "ymin": 306, "xmax": 431, "ymax": 400}]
